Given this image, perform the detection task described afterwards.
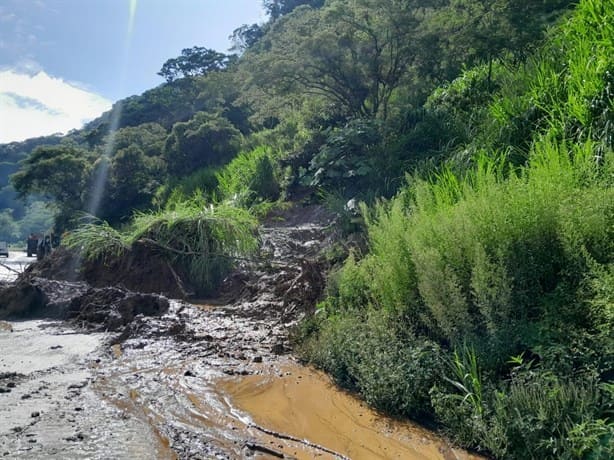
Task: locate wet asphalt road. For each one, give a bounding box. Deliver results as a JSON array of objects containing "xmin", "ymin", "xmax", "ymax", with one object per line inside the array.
[{"xmin": 0, "ymin": 250, "xmax": 32, "ymax": 282}]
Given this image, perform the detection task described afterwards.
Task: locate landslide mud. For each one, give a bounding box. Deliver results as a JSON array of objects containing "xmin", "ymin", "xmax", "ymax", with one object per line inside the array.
[
  {"xmin": 1, "ymin": 206, "xmax": 482, "ymax": 459},
  {"xmin": 90, "ymin": 300, "xmax": 479, "ymax": 459}
]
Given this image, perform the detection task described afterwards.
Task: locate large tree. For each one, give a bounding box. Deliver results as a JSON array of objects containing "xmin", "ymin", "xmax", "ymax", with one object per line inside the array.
[
  {"xmin": 230, "ymin": 24, "xmax": 265, "ymax": 53},
  {"xmin": 11, "ymin": 145, "xmax": 92, "ymax": 229},
  {"xmin": 163, "ymin": 112, "xmax": 242, "ymax": 177},
  {"xmin": 263, "ymin": 0, "xmax": 325, "ymax": 19},
  {"xmin": 249, "ymin": 0, "xmax": 428, "ymax": 120},
  {"xmin": 158, "ymin": 47, "xmax": 236, "ymax": 82},
  {"xmin": 96, "ymin": 145, "xmax": 165, "ymax": 224}
]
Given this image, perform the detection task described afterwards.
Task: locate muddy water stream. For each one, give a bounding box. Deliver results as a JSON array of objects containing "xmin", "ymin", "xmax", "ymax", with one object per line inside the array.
[{"xmin": 82, "ymin": 299, "xmax": 478, "ymax": 460}]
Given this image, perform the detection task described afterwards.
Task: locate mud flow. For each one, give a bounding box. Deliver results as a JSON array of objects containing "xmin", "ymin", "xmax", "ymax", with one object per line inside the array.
[
  {"xmin": 1, "ymin": 207, "xmax": 481, "ymax": 459},
  {"xmin": 91, "ymin": 300, "xmax": 478, "ymax": 460}
]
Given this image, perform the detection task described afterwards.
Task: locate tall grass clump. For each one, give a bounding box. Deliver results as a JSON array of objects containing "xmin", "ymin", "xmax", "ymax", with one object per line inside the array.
[
  {"xmin": 64, "ymin": 217, "xmax": 131, "ymax": 263},
  {"xmin": 66, "ymin": 193, "xmax": 258, "ymax": 295},
  {"xmin": 130, "ymin": 193, "xmax": 258, "ymax": 293},
  {"xmin": 216, "ymin": 146, "xmax": 281, "ymax": 207}
]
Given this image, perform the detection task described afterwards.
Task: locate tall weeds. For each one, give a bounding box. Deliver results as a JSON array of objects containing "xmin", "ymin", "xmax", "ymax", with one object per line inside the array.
[
  {"xmin": 299, "ymin": 1, "xmax": 614, "ymax": 456},
  {"xmin": 66, "ymin": 194, "xmax": 258, "ymax": 294}
]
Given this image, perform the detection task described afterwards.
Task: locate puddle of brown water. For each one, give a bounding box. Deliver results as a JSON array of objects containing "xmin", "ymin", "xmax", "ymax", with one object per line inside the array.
[{"xmin": 221, "ymin": 363, "xmax": 480, "ymax": 460}]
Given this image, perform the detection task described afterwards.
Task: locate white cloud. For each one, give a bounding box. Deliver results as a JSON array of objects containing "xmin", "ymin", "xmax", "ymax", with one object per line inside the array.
[{"xmin": 0, "ymin": 68, "xmax": 111, "ymax": 143}]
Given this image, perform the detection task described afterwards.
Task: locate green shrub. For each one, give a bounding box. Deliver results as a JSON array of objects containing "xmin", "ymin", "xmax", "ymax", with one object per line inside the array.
[
  {"xmin": 432, "ymin": 353, "xmax": 613, "ymax": 459},
  {"xmin": 308, "ymin": 119, "xmax": 384, "ymax": 197},
  {"xmin": 491, "ymin": 374, "xmax": 609, "ymax": 459},
  {"xmin": 216, "ymin": 146, "xmax": 280, "ymax": 206},
  {"xmin": 300, "ymin": 308, "xmax": 445, "ymax": 418}
]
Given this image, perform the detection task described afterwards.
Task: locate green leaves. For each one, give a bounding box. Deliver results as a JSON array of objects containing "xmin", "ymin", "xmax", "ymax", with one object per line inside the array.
[
  {"xmin": 249, "ymin": 0, "xmax": 420, "ymax": 120},
  {"xmin": 158, "ymin": 47, "xmax": 235, "ymax": 82},
  {"xmin": 309, "ymin": 118, "xmax": 382, "ymax": 194},
  {"xmin": 163, "ymin": 112, "xmax": 242, "ymax": 177}
]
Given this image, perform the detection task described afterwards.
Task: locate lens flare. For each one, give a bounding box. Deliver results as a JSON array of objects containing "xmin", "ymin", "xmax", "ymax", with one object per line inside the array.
[
  {"xmin": 85, "ymin": 1, "xmax": 137, "ymax": 218},
  {"xmin": 128, "ymin": 0, "xmax": 138, "ymax": 37}
]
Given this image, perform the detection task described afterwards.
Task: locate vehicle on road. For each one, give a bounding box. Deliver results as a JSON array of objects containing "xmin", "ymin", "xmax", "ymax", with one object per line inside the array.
[
  {"xmin": 0, "ymin": 241, "xmax": 8, "ymax": 257},
  {"xmin": 27, "ymin": 234, "xmax": 39, "ymax": 257}
]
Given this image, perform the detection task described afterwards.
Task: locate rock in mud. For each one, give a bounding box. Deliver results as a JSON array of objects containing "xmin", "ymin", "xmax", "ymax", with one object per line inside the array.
[
  {"xmin": 0, "ymin": 276, "xmax": 88, "ymax": 319},
  {"xmin": 65, "ymin": 287, "xmax": 170, "ymax": 333},
  {"xmin": 0, "ymin": 279, "xmax": 46, "ymax": 319}
]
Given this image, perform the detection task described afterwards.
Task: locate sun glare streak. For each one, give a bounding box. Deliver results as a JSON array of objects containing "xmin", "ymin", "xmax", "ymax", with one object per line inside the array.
[
  {"xmin": 85, "ymin": 101, "xmax": 123, "ymax": 216},
  {"xmin": 85, "ymin": 1, "xmax": 137, "ymax": 219},
  {"xmin": 128, "ymin": 0, "xmax": 138, "ymax": 37}
]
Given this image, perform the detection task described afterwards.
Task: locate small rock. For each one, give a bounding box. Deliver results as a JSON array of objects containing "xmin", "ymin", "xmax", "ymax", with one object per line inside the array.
[
  {"xmin": 31, "ymin": 411, "xmax": 40, "ymax": 418},
  {"xmin": 252, "ymin": 356, "xmax": 263, "ymax": 363},
  {"xmin": 0, "ymin": 387, "xmax": 10, "ymax": 393},
  {"xmin": 21, "ymin": 394, "xmax": 32, "ymax": 400},
  {"xmin": 6, "ymin": 382, "xmax": 16, "ymax": 388},
  {"xmin": 65, "ymin": 432, "xmax": 85, "ymax": 442},
  {"xmin": 184, "ymin": 370, "xmax": 195, "ymax": 377},
  {"xmin": 49, "ymin": 345, "xmax": 63, "ymax": 350},
  {"xmin": 67, "ymin": 381, "xmax": 88, "ymax": 389}
]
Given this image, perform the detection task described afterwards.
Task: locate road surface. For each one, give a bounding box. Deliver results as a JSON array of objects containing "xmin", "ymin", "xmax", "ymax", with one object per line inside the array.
[{"xmin": 0, "ymin": 250, "xmax": 32, "ymax": 282}]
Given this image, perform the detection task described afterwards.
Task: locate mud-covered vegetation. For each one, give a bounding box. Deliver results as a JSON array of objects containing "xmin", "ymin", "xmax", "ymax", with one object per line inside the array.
[
  {"xmin": 64, "ymin": 196, "xmax": 258, "ymax": 296},
  {"xmin": 1, "ymin": 0, "xmax": 612, "ymax": 458}
]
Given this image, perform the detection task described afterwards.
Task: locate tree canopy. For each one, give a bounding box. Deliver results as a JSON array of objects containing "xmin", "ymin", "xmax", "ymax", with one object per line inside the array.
[{"xmin": 158, "ymin": 46, "xmax": 236, "ymax": 82}]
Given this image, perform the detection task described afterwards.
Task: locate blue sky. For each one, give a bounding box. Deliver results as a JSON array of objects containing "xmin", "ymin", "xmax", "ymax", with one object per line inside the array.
[{"xmin": 0, "ymin": 0, "xmax": 266, "ymax": 143}]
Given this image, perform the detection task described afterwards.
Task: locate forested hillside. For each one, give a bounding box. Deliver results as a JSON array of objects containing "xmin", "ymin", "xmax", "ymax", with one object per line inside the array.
[
  {"xmin": 1, "ymin": 0, "xmax": 612, "ymax": 457},
  {"xmin": 2, "ymin": 0, "xmax": 574, "ymax": 239}
]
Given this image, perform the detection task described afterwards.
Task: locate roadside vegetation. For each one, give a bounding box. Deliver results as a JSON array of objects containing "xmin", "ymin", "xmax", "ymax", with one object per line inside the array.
[
  {"xmin": 298, "ymin": 1, "xmax": 614, "ymax": 457},
  {"xmin": 1, "ymin": 0, "xmax": 611, "ymax": 457}
]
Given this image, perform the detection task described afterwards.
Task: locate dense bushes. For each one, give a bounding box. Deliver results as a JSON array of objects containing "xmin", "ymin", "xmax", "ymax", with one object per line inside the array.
[
  {"xmin": 302, "ymin": 135, "xmax": 613, "ymax": 457},
  {"xmin": 299, "ymin": 1, "xmax": 614, "ymax": 457},
  {"xmin": 216, "ymin": 146, "xmax": 281, "ymax": 206},
  {"xmin": 297, "ymin": 309, "xmax": 445, "ymax": 418}
]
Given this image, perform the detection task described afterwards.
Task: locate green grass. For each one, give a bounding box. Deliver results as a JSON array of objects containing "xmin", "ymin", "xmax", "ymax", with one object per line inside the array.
[
  {"xmin": 216, "ymin": 146, "xmax": 281, "ymax": 206},
  {"xmin": 65, "ymin": 194, "xmax": 258, "ymax": 294}
]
